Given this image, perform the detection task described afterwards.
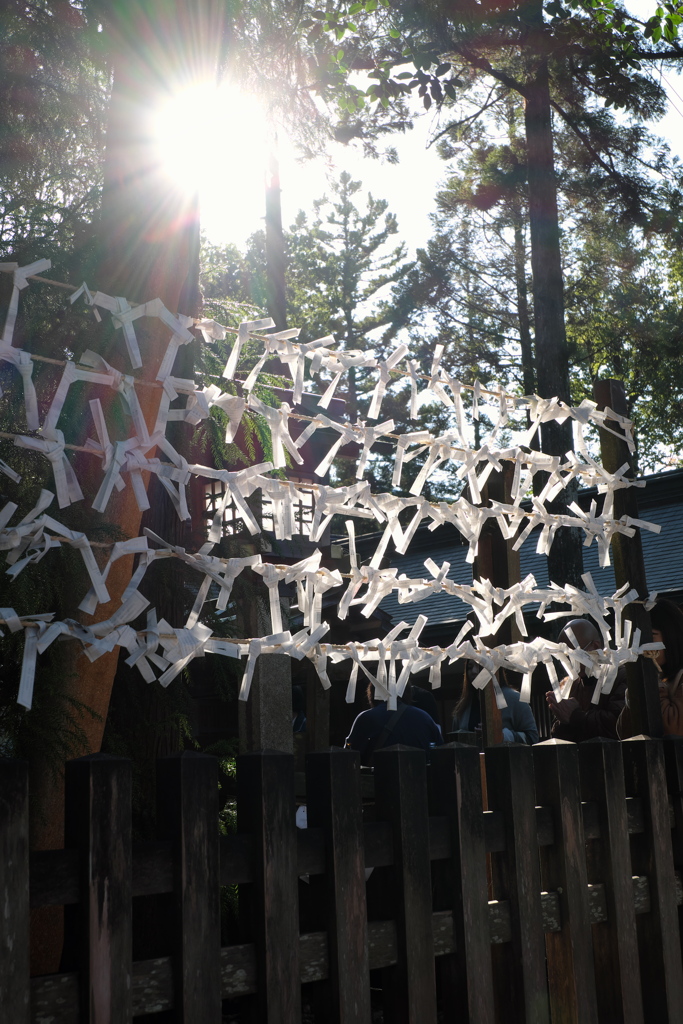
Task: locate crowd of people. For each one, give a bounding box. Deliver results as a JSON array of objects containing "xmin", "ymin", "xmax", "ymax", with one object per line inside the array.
[{"xmin": 343, "ymin": 600, "xmax": 683, "ymax": 763}]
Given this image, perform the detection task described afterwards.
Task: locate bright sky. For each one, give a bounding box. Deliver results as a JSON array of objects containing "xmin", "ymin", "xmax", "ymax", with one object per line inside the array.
[
  {"xmin": 194, "ymin": 106, "xmax": 444, "ymax": 255},
  {"xmin": 154, "ymin": 62, "xmax": 683, "ymax": 259},
  {"xmin": 153, "ymin": 80, "xmax": 446, "ymax": 254}
]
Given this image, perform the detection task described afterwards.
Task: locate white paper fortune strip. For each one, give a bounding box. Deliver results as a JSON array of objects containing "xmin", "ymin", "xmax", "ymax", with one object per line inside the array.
[{"xmin": 0, "ymin": 263, "xmax": 662, "ymax": 715}]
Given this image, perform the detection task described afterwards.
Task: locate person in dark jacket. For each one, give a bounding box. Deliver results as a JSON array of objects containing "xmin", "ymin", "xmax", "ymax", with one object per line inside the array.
[
  {"xmin": 451, "ymin": 661, "xmax": 538, "ymax": 744},
  {"xmin": 546, "ymin": 618, "xmax": 626, "ymax": 741},
  {"xmin": 411, "ymin": 683, "xmax": 441, "ymax": 727},
  {"xmin": 345, "ymin": 684, "xmax": 443, "ymax": 766}
]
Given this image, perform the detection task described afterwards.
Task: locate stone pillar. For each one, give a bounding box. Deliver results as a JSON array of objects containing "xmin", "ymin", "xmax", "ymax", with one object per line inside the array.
[{"xmin": 238, "ymin": 653, "xmax": 293, "ymax": 754}]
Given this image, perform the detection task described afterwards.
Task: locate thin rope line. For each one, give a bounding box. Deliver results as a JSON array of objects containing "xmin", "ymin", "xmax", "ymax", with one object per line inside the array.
[{"xmin": 0, "ymin": 265, "xmax": 541, "ymax": 403}]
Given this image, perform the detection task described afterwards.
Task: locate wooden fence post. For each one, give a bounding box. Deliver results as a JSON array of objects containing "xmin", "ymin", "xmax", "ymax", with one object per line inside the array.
[
  {"xmin": 0, "ymin": 758, "xmax": 30, "ymax": 1024},
  {"xmin": 429, "ymin": 743, "xmax": 495, "ymax": 1024},
  {"xmin": 64, "ymin": 753, "xmax": 132, "ymax": 1024},
  {"xmin": 593, "ymin": 378, "xmax": 662, "ymax": 737},
  {"xmin": 238, "ymin": 749, "xmax": 300, "ymax": 1024},
  {"xmin": 578, "ymin": 738, "xmax": 643, "ymax": 1024},
  {"xmin": 157, "ymin": 751, "xmax": 221, "ymax": 1023},
  {"xmin": 485, "ymin": 744, "xmax": 550, "ymax": 1024},
  {"xmin": 662, "ymin": 735, "xmax": 683, "ymax": 937},
  {"xmin": 532, "ymin": 739, "xmax": 598, "ymax": 1024},
  {"xmin": 306, "ymin": 748, "xmax": 371, "ymax": 1024},
  {"xmin": 373, "ymin": 746, "xmax": 437, "ymax": 1024},
  {"xmin": 622, "ymin": 736, "xmax": 683, "ymax": 1022}
]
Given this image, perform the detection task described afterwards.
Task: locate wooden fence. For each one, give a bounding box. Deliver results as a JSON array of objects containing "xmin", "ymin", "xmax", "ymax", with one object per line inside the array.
[{"xmin": 3, "ymin": 737, "xmax": 683, "ymax": 1022}]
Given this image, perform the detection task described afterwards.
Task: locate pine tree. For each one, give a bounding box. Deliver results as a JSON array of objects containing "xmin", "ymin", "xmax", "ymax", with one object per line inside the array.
[
  {"xmin": 565, "ymin": 215, "xmax": 683, "ymax": 471},
  {"xmin": 310, "ymin": 0, "xmax": 683, "ymax": 584},
  {"xmin": 289, "ymin": 171, "xmax": 409, "ymax": 420}
]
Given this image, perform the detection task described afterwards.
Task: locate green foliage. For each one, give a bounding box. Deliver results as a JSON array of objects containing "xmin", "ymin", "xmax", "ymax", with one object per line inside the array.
[
  {"xmin": 0, "ymin": 1, "xmax": 109, "ymax": 257},
  {"xmin": 200, "ymin": 172, "xmax": 477, "ymax": 500},
  {"xmin": 564, "ymin": 218, "xmax": 683, "ymax": 470},
  {"xmin": 388, "ymin": 77, "xmax": 683, "ymax": 466},
  {"xmin": 305, "ymin": 0, "xmax": 683, "ymax": 231},
  {"xmin": 202, "ymin": 171, "xmax": 410, "ymax": 419}
]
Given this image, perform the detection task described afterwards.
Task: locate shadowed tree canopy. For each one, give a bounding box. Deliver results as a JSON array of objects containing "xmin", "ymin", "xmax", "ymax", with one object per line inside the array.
[{"xmin": 305, "ymin": 0, "xmax": 683, "ymax": 585}]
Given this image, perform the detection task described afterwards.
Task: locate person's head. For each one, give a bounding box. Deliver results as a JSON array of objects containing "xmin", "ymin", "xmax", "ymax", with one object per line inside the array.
[
  {"xmin": 411, "ymin": 683, "xmax": 439, "ymax": 724},
  {"xmin": 650, "ymin": 600, "xmax": 683, "ymax": 679},
  {"xmin": 557, "ymin": 619, "xmax": 601, "ymax": 679},
  {"xmin": 365, "ymin": 681, "xmax": 412, "ymax": 706}
]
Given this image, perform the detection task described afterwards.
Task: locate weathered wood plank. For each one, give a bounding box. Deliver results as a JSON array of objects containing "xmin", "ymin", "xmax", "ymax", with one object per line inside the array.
[
  {"xmin": 533, "ymin": 740, "xmax": 598, "ymax": 1024},
  {"xmin": 299, "ymin": 932, "xmax": 328, "ymax": 985},
  {"xmin": 374, "ymin": 746, "xmax": 437, "ymax": 1024},
  {"xmin": 429, "ymin": 744, "xmax": 495, "ymax": 1024},
  {"xmin": 238, "ymin": 750, "xmax": 301, "ymax": 1024},
  {"xmin": 30, "ymin": 972, "xmax": 79, "ymax": 1024},
  {"xmin": 26, "ymin": 789, "xmax": 658, "ymax": 913},
  {"xmin": 486, "ymin": 744, "xmax": 550, "ymax": 1024},
  {"xmin": 132, "ymin": 956, "xmax": 173, "ymax": 1015},
  {"xmin": 64, "ymin": 753, "xmax": 132, "ymax": 1024},
  {"xmin": 662, "ymin": 736, "xmax": 683, "ymax": 951},
  {"xmin": 29, "ymin": 878, "xmax": 683, "ymax": 1023},
  {"xmin": 306, "ymin": 749, "xmax": 371, "ymax": 1023},
  {"xmin": 579, "ymin": 738, "xmax": 643, "ymax": 1024},
  {"xmin": 623, "ymin": 736, "xmax": 683, "ymax": 1023},
  {"xmin": 157, "ymin": 752, "xmax": 221, "ymax": 1023},
  {"xmin": 367, "ymin": 919, "xmax": 398, "ymax": 971},
  {"xmin": 1, "ymin": 758, "xmax": 30, "ymax": 1024},
  {"xmin": 220, "ymin": 943, "xmax": 256, "ymax": 997}
]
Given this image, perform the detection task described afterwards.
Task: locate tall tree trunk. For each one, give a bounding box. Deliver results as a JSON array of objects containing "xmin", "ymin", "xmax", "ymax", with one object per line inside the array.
[
  {"xmin": 512, "ymin": 206, "xmax": 535, "ymax": 399},
  {"xmin": 524, "ymin": 54, "xmax": 583, "ymax": 588},
  {"xmin": 265, "ymin": 140, "xmax": 287, "ymax": 331},
  {"xmin": 30, "ymin": 0, "xmax": 218, "ymax": 972}
]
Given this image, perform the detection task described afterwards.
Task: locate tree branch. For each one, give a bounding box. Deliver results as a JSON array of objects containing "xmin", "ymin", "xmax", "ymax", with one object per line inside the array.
[{"xmin": 427, "ymin": 85, "xmax": 506, "ymax": 145}]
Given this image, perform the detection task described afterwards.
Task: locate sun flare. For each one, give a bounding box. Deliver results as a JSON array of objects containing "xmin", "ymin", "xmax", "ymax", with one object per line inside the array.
[{"xmin": 152, "ymin": 81, "xmax": 269, "ymax": 241}]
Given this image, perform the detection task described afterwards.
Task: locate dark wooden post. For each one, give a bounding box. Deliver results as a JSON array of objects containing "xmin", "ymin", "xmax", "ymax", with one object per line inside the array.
[
  {"xmin": 532, "ymin": 740, "xmax": 598, "ymax": 1024},
  {"xmin": 593, "ymin": 378, "xmax": 662, "ymax": 737},
  {"xmin": 622, "ymin": 737, "xmax": 683, "ymax": 1022},
  {"xmin": 238, "ymin": 750, "xmax": 300, "ymax": 1023},
  {"xmin": 662, "ymin": 735, "xmax": 683, "ymax": 940},
  {"xmin": 64, "ymin": 753, "xmax": 132, "ymax": 1024},
  {"xmin": 473, "ymin": 463, "xmax": 521, "ymax": 746},
  {"xmin": 578, "ymin": 739, "xmax": 643, "ymax": 1024},
  {"xmin": 373, "ymin": 746, "xmax": 437, "ymax": 1024},
  {"xmin": 0, "ymin": 758, "xmax": 30, "ymax": 1023},
  {"xmin": 306, "ymin": 749, "xmax": 371, "ymax": 1024},
  {"xmin": 157, "ymin": 752, "xmax": 221, "ymax": 1023},
  {"xmin": 485, "ymin": 744, "xmax": 550, "ymax": 1024},
  {"xmin": 429, "ymin": 744, "xmax": 495, "ymax": 1024}
]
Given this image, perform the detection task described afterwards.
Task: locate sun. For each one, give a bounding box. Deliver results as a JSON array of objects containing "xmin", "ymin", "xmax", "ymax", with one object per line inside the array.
[{"xmin": 152, "ymin": 81, "xmax": 269, "ymax": 242}]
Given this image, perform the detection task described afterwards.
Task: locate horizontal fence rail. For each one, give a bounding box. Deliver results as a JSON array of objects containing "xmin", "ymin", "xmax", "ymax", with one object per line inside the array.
[
  {"xmin": 4, "ymin": 737, "xmax": 683, "ymax": 1023},
  {"xmin": 27, "ymin": 794, "xmax": 671, "ymax": 905}
]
